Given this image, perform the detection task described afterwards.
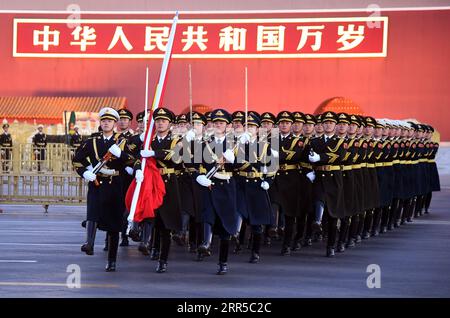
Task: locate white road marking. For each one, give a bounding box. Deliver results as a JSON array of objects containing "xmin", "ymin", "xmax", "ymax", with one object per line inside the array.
[{"xmin": 0, "ymin": 260, "xmax": 37, "ymax": 263}]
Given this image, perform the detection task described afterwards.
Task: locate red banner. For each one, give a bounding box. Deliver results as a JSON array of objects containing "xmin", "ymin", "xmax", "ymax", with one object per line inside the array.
[{"xmin": 13, "ymin": 17, "xmax": 388, "ymax": 58}]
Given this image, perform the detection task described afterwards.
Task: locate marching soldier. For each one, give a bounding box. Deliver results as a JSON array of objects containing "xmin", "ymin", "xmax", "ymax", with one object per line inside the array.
[
  {"xmin": 70, "ymin": 125, "xmax": 83, "ymax": 149},
  {"xmin": 32, "ymin": 124, "xmax": 47, "ymax": 172},
  {"xmin": 72, "ymin": 107, "xmax": 135, "ymax": 271},
  {"xmin": 308, "ymin": 111, "xmax": 346, "ymax": 257},
  {"xmin": 117, "ymin": 108, "xmax": 134, "ymax": 138},
  {"xmin": 235, "ymin": 113, "xmax": 275, "ymax": 263},
  {"xmin": 423, "ymin": 125, "xmax": 440, "ymax": 214},
  {"xmin": 195, "ymin": 109, "xmax": 242, "ymax": 275},
  {"xmin": 269, "ymin": 111, "xmax": 306, "ymax": 256},
  {"xmin": 0, "ymin": 123, "xmax": 13, "ymax": 172},
  {"xmin": 136, "ymin": 107, "xmax": 183, "ymax": 273}
]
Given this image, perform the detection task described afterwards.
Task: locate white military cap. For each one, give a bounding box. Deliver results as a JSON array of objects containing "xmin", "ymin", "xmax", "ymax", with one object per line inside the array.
[{"xmin": 99, "ymin": 107, "xmax": 119, "ymax": 121}]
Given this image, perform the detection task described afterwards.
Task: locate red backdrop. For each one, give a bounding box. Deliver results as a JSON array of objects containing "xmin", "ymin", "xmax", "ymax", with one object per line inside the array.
[{"xmin": 1, "ymin": 10, "xmax": 449, "ymax": 139}]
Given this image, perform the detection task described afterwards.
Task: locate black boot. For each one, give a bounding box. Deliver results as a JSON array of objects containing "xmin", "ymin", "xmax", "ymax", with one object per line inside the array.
[
  {"xmin": 128, "ymin": 222, "xmax": 142, "ymax": 242},
  {"xmin": 337, "ymin": 242, "xmax": 345, "ymax": 253},
  {"xmin": 103, "ymin": 234, "xmax": 109, "ymax": 251},
  {"xmin": 156, "ymin": 261, "xmax": 167, "ymax": 273},
  {"xmin": 249, "ymin": 232, "xmax": 261, "ymax": 263},
  {"xmin": 150, "ymin": 226, "xmax": 160, "ymax": 260},
  {"xmin": 138, "ymin": 221, "xmax": 152, "ymax": 256},
  {"xmin": 197, "ymin": 223, "xmax": 213, "ymax": 257},
  {"xmin": 105, "ymin": 232, "xmax": 119, "ymax": 272},
  {"xmin": 119, "ymin": 235, "xmax": 129, "ymax": 247},
  {"xmin": 217, "ymin": 239, "xmax": 229, "ymax": 275},
  {"xmin": 281, "ymin": 245, "xmax": 291, "ymax": 256},
  {"xmin": 81, "ymin": 221, "xmax": 97, "ymax": 255},
  {"xmin": 326, "ymin": 246, "xmax": 335, "ymax": 257}
]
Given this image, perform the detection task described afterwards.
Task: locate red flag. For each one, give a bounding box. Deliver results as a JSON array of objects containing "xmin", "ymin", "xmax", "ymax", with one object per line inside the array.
[{"xmin": 125, "ymin": 157, "xmax": 165, "ymax": 222}]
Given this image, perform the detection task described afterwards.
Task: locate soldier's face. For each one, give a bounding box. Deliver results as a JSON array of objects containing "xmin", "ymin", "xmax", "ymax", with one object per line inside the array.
[
  {"xmin": 100, "ymin": 119, "xmax": 115, "ymax": 133},
  {"xmin": 292, "ymin": 122, "xmax": 303, "ymax": 134},
  {"xmin": 374, "ymin": 127, "xmax": 383, "ymax": 137},
  {"xmin": 193, "ymin": 122, "xmax": 204, "ymax": 135},
  {"xmin": 246, "ymin": 125, "xmax": 258, "ymax": 136},
  {"xmin": 155, "ymin": 119, "xmax": 170, "ymax": 133},
  {"xmin": 213, "ymin": 121, "xmax": 227, "ymax": 135},
  {"xmin": 278, "ymin": 121, "xmax": 292, "ymax": 134},
  {"xmin": 364, "ymin": 126, "xmax": 374, "ymax": 136},
  {"xmin": 348, "ymin": 124, "xmax": 358, "ymax": 135},
  {"xmin": 323, "ymin": 121, "xmax": 336, "ymax": 134},
  {"xmin": 303, "ymin": 123, "xmax": 314, "ymax": 135},
  {"xmin": 337, "ymin": 123, "xmax": 348, "ymax": 134},
  {"xmin": 315, "ymin": 123, "xmax": 324, "ymax": 133},
  {"xmin": 118, "ymin": 118, "xmax": 130, "ymax": 130},
  {"xmin": 177, "ymin": 123, "xmax": 188, "ymax": 134},
  {"xmin": 3, "ymin": 127, "xmax": 8, "ymax": 133},
  {"xmin": 38, "ymin": 127, "xmax": 43, "ymax": 132},
  {"xmin": 232, "ymin": 121, "xmax": 244, "ymax": 133},
  {"xmin": 137, "ymin": 121, "xmax": 145, "ymax": 132},
  {"xmin": 261, "ymin": 121, "xmax": 273, "ymax": 130},
  {"xmin": 357, "ymin": 126, "xmax": 364, "ymax": 135}
]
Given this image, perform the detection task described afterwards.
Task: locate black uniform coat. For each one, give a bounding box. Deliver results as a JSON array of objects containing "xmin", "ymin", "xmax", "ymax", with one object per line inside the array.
[
  {"xmin": 235, "ymin": 137, "xmax": 274, "ymax": 226},
  {"xmin": 73, "ymin": 133, "xmax": 135, "ymax": 232},
  {"xmin": 310, "ymin": 135, "xmax": 346, "ymax": 218},
  {"xmin": 340, "ymin": 136, "xmax": 360, "ymax": 217}
]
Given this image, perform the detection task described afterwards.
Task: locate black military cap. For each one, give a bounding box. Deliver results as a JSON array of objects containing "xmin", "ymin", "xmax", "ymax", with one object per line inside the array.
[
  {"xmin": 364, "ymin": 116, "xmax": 377, "ymax": 128},
  {"xmin": 136, "ymin": 111, "xmax": 145, "ymax": 123},
  {"xmin": 3, "ymin": 123, "xmax": 9, "ymax": 129},
  {"xmin": 153, "ymin": 107, "xmax": 175, "ymax": 122},
  {"xmin": 292, "ymin": 111, "xmax": 306, "ymax": 123},
  {"xmin": 417, "ymin": 124, "xmax": 427, "ymax": 132},
  {"xmin": 211, "ymin": 109, "xmax": 232, "ymax": 124},
  {"xmin": 249, "ymin": 110, "xmax": 261, "ymax": 119},
  {"xmin": 375, "ymin": 120, "xmax": 385, "ymax": 129},
  {"xmin": 245, "ymin": 113, "xmax": 261, "ymax": 127},
  {"xmin": 337, "ymin": 112, "xmax": 350, "ymax": 124},
  {"xmin": 428, "ymin": 125, "xmax": 435, "ymax": 132},
  {"xmin": 260, "ymin": 112, "xmax": 276, "ymax": 124},
  {"xmin": 204, "ymin": 111, "xmax": 212, "ymax": 122},
  {"xmin": 303, "ymin": 114, "xmax": 317, "ymax": 125},
  {"xmin": 349, "ymin": 114, "xmax": 361, "ymax": 127},
  {"xmin": 176, "ymin": 113, "xmax": 188, "ymax": 124},
  {"xmin": 276, "ymin": 111, "xmax": 294, "ymax": 124},
  {"xmin": 118, "ymin": 108, "xmax": 133, "ymax": 120},
  {"xmin": 315, "ymin": 114, "xmax": 322, "ymax": 124},
  {"xmin": 232, "ymin": 111, "xmax": 245, "ymax": 124},
  {"xmin": 321, "ymin": 111, "xmax": 338, "ymax": 124},
  {"xmin": 189, "ymin": 111, "xmax": 207, "ymax": 125}
]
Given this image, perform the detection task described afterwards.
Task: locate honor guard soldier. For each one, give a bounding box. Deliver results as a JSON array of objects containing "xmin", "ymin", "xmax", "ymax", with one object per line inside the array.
[
  {"xmin": 117, "ymin": 108, "xmax": 134, "ymax": 139},
  {"xmin": 32, "ymin": 124, "xmax": 47, "ymax": 172},
  {"xmin": 308, "ymin": 111, "xmax": 346, "ymax": 257},
  {"xmin": 72, "ymin": 107, "xmax": 135, "ymax": 271},
  {"xmin": 195, "ymin": 109, "xmax": 242, "ymax": 275},
  {"xmin": 423, "ymin": 125, "xmax": 440, "ymax": 214},
  {"xmin": 70, "ymin": 125, "xmax": 83, "ymax": 148},
  {"xmin": 235, "ymin": 113, "xmax": 276, "ymax": 263},
  {"xmin": 269, "ymin": 111, "xmax": 306, "ymax": 256},
  {"xmin": 0, "ymin": 123, "xmax": 13, "ymax": 172},
  {"xmin": 135, "ymin": 107, "xmax": 183, "ymax": 273}
]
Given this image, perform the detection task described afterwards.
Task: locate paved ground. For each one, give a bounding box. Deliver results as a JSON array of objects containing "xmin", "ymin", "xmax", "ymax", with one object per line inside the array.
[{"xmin": 0, "ymin": 176, "xmax": 449, "ymax": 298}]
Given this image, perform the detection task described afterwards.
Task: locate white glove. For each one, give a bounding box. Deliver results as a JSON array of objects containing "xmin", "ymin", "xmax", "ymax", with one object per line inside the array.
[
  {"xmin": 271, "ymin": 149, "xmax": 279, "ymax": 158},
  {"xmin": 125, "ymin": 166, "xmax": 134, "ymax": 175},
  {"xmin": 140, "ymin": 149, "xmax": 155, "ymax": 158},
  {"xmin": 196, "ymin": 175, "xmax": 212, "ymax": 187},
  {"xmin": 261, "ymin": 181, "xmax": 270, "ymax": 190},
  {"xmin": 34, "ymin": 150, "xmax": 39, "ymax": 154},
  {"xmin": 306, "ymin": 171, "xmax": 316, "ymax": 183},
  {"xmin": 309, "ymin": 151, "xmax": 320, "ymax": 163},
  {"xmin": 83, "ymin": 170, "xmax": 96, "ymax": 182},
  {"xmin": 185, "ymin": 129, "xmax": 196, "ymax": 143},
  {"xmin": 86, "ymin": 165, "xmax": 93, "ymax": 171},
  {"xmin": 135, "ymin": 169, "xmax": 144, "ymax": 182},
  {"xmin": 108, "ymin": 144, "xmax": 122, "ymax": 158},
  {"xmin": 99, "ymin": 167, "xmax": 116, "ymax": 176},
  {"xmin": 139, "ymin": 133, "xmax": 145, "ymax": 142},
  {"xmin": 239, "ymin": 132, "xmax": 251, "ymax": 144},
  {"xmin": 223, "ymin": 149, "xmax": 235, "ymax": 163}
]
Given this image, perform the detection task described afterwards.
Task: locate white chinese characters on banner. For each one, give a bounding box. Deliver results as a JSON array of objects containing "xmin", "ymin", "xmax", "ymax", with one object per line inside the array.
[
  {"xmin": 219, "ymin": 26, "xmax": 247, "ymax": 51},
  {"xmin": 33, "ymin": 26, "xmax": 60, "ymax": 51},
  {"xmin": 182, "ymin": 26, "xmax": 208, "ymax": 51},
  {"xmin": 337, "ymin": 24, "xmax": 365, "ymax": 51},
  {"xmin": 296, "ymin": 25, "xmax": 325, "ymax": 51},
  {"xmin": 107, "ymin": 26, "xmax": 133, "ymax": 51},
  {"xmin": 144, "ymin": 26, "xmax": 170, "ymax": 51},
  {"xmin": 256, "ymin": 26, "xmax": 286, "ymax": 51},
  {"xmin": 70, "ymin": 26, "xmax": 96, "ymax": 51}
]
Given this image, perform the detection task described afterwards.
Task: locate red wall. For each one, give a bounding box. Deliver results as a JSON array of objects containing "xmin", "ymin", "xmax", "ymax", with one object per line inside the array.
[{"xmin": 1, "ymin": 10, "xmax": 449, "ymax": 139}]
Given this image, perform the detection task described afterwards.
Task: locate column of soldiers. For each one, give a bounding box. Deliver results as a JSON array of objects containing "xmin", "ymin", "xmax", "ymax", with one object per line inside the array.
[{"xmin": 72, "ymin": 107, "xmax": 441, "ymax": 274}]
